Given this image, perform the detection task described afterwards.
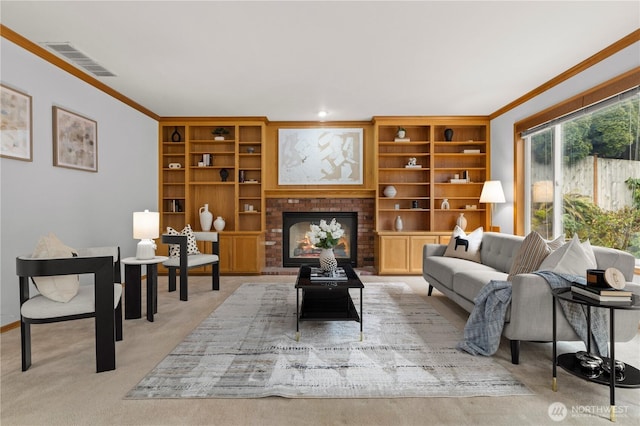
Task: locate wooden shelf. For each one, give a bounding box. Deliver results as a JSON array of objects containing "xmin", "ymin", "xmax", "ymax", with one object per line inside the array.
[
  {"xmin": 159, "ymin": 120, "xmax": 266, "ymax": 274},
  {"xmin": 373, "ymin": 117, "xmax": 489, "ymax": 274}
]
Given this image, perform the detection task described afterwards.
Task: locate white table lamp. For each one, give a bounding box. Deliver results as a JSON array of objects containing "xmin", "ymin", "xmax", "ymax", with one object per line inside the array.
[
  {"xmin": 480, "ymin": 181, "xmax": 506, "ymax": 231},
  {"xmin": 133, "ymin": 210, "xmax": 159, "ymax": 260}
]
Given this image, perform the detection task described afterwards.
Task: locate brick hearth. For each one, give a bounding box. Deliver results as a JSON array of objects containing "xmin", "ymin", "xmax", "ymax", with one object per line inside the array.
[{"xmin": 265, "ymin": 198, "xmax": 375, "ymax": 268}]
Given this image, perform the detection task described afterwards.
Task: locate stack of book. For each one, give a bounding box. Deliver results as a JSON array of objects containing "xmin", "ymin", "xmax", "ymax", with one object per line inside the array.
[
  {"xmin": 309, "ymin": 267, "xmax": 348, "ymax": 281},
  {"xmin": 571, "ymin": 284, "xmax": 633, "ymax": 303}
]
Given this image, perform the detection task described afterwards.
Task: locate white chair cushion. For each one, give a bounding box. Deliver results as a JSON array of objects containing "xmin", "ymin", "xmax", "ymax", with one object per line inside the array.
[
  {"xmin": 163, "ymin": 254, "xmax": 219, "ymax": 268},
  {"xmin": 193, "ymin": 231, "xmax": 218, "ymax": 242},
  {"xmin": 21, "ymin": 284, "xmax": 122, "ymax": 320},
  {"xmin": 76, "ymin": 246, "xmax": 119, "ymax": 261}
]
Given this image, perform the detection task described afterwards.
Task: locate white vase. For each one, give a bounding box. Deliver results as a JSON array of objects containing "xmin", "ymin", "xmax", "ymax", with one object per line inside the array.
[
  {"xmin": 397, "ymin": 130, "xmax": 406, "ymax": 139},
  {"xmin": 383, "ymin": 186, "xmax": 397, "ymax": 198},
  {"xmin": 199, "ymin": 204, "xmax": 213, "ymax": 231},
  {"xmin": 441, "ymin": 199, "xmax": 450, "ymax": 210},
  {"xmin": 394, "ymin": 215, "xmax": 403, "ymax": 231},
  {"xmin": 319, "ymin": 248, "xmax": 338, "ymax": 273},
  {"xmin": 456, "ymin": 213, "xmax": 467, "ymax": 231},
  {"xmin": 213, "ymin": 216, "xmax": 226, "ymax": 232}
]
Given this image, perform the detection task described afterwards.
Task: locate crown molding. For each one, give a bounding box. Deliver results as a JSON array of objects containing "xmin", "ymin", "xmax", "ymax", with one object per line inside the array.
[{"xmin": 1, "ymin": 24, "xmax": 160, "ymax": 121}]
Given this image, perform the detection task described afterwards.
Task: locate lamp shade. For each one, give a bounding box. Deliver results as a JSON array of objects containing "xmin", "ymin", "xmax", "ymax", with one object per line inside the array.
[
  {"xmin": 133, "ymin": 210, "xmax": 159, "ymax": 239},
  {"xmin": 480, "ymin": 181, "xmax": 506, "ymax": 204},
  {"xmin": 532, "ymin": 180, "xmax": 554, "ymax": 203}
]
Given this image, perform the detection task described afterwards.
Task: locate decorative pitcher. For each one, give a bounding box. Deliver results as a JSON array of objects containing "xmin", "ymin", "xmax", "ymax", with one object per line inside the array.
[
  {"xmin": 319, "ymin": 248, "xmax": 338, "ymax": 273},
  {"xmin": 199, "ymin": 204, "xmax": 213, "ymax": 231},
  {"xmin": 213, "ymin": 216, "xmax": 226, "ymax": 232}
]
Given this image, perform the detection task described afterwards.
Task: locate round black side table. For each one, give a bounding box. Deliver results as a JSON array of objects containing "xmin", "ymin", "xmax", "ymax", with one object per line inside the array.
[{"xmin": 551, "ymin": 288, "xmax": 640, "ymax": 422}]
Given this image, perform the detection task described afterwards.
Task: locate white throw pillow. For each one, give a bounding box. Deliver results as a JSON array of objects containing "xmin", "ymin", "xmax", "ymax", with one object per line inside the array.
[
  {"xmin": 166, "ymin": 224, "xmax": 201, "ymax": 257},
  {"xmin": 31, "ymin": 233, "xmax": 79, "ymax": 302},
  {"xmin": 538, "ymin": 234, "xmax": 597, "ymax": 276},
  {"xmin": 443, "ymin": 226, "xmax": 483, "ymax": 263}
]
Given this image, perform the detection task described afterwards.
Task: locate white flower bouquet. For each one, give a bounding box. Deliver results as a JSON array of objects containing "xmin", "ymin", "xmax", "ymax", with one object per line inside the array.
[{"xmin": 306, "ymin": 218, "xmax": 344, "ymax": 249}]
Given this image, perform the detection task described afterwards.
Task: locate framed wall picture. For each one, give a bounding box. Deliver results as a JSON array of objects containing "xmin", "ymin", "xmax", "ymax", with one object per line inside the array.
[
  {"xmin": 0, "ymin": 84, "xmax": 33, "ymax": 161},
  {"xmin": 53, "ymin": 106, "xmax": 98, "ymax": 172},
  {"xmin": 278, "ymin": 128, "xmax": 363, "ymax": 185}
]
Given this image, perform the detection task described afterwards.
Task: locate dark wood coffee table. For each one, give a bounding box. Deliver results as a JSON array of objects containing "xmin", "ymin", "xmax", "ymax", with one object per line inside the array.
[{"xmin": 295, "ymin": 264, "xmax": 364, "ymax": 341}]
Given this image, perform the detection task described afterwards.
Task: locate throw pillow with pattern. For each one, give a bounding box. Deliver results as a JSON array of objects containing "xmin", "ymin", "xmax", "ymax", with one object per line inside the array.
[
  {"xmin": 443, "ymin": 226, "xmax": 483, "ymax": 263},
  {"xmin": 166, "ymin": 224, "xmax": 201, "ymax": 257},
  {"xmin": 507, "ymin": 231, "xmax": 554, "ymax": 281}
]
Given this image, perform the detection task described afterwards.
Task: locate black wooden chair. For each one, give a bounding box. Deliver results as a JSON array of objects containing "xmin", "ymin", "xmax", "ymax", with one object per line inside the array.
[
  {"xmin": 16, "ymin": 247, "xmax": 123, "ymax": 373},
  {"xmin": 161, "ymin": 232, "xmax": 220, "ymax": 301}
]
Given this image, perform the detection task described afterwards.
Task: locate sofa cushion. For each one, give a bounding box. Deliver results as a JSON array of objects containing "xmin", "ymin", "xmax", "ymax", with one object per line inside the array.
[
  {"xmin": 444, "ymin": 226, "xmax": 483, "ymax": 263},
  {"xmin": 425, "ymin": 256, "xmax": 495, "ymax": 291},
  {"xmin": 539, "ymin": 234, "xmax": 597, "ymax": 276},
  {"xmin": 453, "ymin": 270, "xmax": 509, "ymax": 307},
  {"xmin": 479, "ymin": 232, "xmax": 523, "ymax": 273}
]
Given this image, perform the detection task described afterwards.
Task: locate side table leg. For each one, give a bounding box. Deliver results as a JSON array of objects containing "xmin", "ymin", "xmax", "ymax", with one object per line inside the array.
[
  {"xmin": 552, "ymin": 296, "xmax": 557, "ymax": 392},
  {"xmin": 609, "ymin": 308, "xmax": 616, "ymax": 422},
  {"xmin": 124, "ymin": 264, "xmax": 142, "ymax": 319},
  {"xmin": 147, "ymin": 264, "xmax": 158, "ymax": 322}
]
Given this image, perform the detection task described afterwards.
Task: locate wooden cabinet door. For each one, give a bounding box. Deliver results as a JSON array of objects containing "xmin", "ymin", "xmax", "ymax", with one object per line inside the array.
[
  {"xmin": 219, "ymin": 233, "xmax": 262, "ymax": 273},
  {"xmin": 218, "ymin": 235, "xmax": 234, "ymax": 273},
  {"xmin": 409, "ymin": 236, "xmax": 439, "ymax": 273},
  {"xmin": 231, "ymin": 235, "xmax": 260, "ymax": 272},
  {"xmin": 378, "ymin": 236, "xmax": 409, "ymax": 274}
]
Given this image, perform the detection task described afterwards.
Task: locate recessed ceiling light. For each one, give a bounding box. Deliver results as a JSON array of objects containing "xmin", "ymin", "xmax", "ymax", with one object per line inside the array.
[{"xmin": 318, "ymin": 110, "xmax": 328, "ymax": 118}]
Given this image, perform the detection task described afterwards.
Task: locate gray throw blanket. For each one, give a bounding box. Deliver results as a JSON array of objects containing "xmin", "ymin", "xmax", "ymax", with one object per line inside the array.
[
  {"xmin": 457, "ymin": 280, "xmax": 512, "ymax": 356},
  {"xmin": 458, "ymin": 272, "xmax": 609, "ymax": 357},
  {"xmin": 535, "ymin": 271, "xmax": 609, "ymax": 357}
]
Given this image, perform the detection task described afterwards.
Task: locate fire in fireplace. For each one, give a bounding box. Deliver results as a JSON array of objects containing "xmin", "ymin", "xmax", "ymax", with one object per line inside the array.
[{"xmin": 282, "ymin": 212, "xmax": 358, "ymax": 267}]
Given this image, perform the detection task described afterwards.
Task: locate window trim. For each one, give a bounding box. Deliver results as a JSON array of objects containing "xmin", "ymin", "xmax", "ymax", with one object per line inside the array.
[{"xmin": 513, "ymin": 67, "xmax": 640, "ymax": 235}]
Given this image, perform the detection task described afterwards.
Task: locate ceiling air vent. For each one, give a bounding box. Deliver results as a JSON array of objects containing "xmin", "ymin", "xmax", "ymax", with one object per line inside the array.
[{"xmin": 41, "ymin": 42, "xmax": 116, "ymax": 77}]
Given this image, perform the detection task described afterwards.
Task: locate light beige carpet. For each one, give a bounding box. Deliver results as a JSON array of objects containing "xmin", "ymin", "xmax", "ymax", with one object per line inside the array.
[{"xmin": 1, "ymin": 274, "xmax": 639, "ymax": 425}]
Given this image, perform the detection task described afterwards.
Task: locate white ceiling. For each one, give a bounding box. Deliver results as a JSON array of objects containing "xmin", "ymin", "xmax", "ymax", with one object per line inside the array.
[{"xmin": 1, "ymin": 1, "xmax": 639, "ymax": 121}]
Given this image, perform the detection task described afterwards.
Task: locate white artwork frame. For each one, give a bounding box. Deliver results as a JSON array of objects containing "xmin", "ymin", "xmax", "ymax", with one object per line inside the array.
[{"xmin": 278, "ymin": 128, "xmax": 363, "ymax": 185}]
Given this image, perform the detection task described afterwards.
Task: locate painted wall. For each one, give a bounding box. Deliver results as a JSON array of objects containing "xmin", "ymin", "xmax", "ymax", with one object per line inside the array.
[
  {"xmin": 490, "ymin": 42, "xmax": 640, "ymax": 235},
  {"xmin": 1, "ymin": 39, "xmax": 158, "ymax": 326}
]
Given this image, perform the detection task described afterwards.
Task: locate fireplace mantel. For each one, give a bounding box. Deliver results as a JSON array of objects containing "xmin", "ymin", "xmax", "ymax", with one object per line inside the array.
[{"xmin": 264, "ymin": 189, "xmax": 375, "ymax": 199}]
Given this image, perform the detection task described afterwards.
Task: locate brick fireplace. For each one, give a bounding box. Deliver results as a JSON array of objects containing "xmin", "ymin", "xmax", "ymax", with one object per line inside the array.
[{"xmin": 265, "ymin": 198, "xmax": 375, "ymax": 268}]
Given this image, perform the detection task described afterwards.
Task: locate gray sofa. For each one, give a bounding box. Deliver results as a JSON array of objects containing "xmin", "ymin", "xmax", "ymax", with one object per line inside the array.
[{"xmin": 422, "ymin": 232, "xmax": 640, "ymax": 364}]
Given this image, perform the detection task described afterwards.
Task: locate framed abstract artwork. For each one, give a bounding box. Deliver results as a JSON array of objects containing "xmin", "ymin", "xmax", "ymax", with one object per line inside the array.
[
  {"xmin": 278, "ymin": 128, "xmax": 363, "ymax": 185},
  {"xmin": 0, "ymin": 84, "xmax": 33, "ymax": 161},
  {"xmin": 53, "ymin": 106, "xmax": 98, "ymax": 172}
]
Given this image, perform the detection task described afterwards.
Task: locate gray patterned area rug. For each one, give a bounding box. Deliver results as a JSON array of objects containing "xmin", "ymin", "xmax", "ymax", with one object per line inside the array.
[{"xmin": 126, "ymin": 282, "xmax": 532, "ymax": 399}]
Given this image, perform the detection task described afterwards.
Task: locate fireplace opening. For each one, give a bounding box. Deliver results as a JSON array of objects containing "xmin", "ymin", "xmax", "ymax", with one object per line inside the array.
[{"xmin": 283, "ymin": 212, "xmax": 358, "ymax": 268}]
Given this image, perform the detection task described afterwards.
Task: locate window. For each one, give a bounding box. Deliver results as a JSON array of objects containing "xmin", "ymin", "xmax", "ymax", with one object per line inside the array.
[{"xmin": 522, "ymin": 87, "xmax": 639, "ymax": 259}]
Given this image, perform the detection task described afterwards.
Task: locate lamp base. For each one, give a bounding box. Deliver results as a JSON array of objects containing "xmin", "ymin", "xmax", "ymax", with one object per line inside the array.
[{"xmin": 136, "ymin": 239, "xmax": 157, "ymax": 260}]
